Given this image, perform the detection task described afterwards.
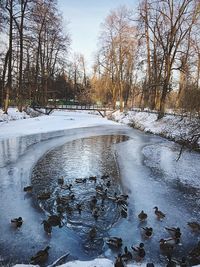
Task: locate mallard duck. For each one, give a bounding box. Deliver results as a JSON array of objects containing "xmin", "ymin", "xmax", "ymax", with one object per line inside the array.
[
  {"xmin": 165, "ymin": 227, "xmax": 181, "ymax": 243},
  {"xmin": 57, "ymin": 205, "xmax": 65, "ymax": 214},
  {"xmin": 106, "ymin": 237, "xmax": 123, "ymax": 248},
  {"xmin": 90, "ymin": 196, "xmax": 97, "ymax": 209},
  {"xmin": 116, "ymin": 198, "xmax": 128, "ymax": 206},
  {"xmin": 92, "ymin": 207, "xmax": 99, "ymax": 220},
  {"xmin": 23, "ymin": 185, "xmax": 33, "ymax": 193},
  {"xmin": 95, "ymin": 184, "xmax": 103, "ymax": 192},
  {"xmin": 61, "ymin": 183, "xmax": 72, "ymax": 190},
  {"xmin": 131, "ymin": 242, "xmax": 145, "ymax": 260},
  {"xmin": 154, "ymin": 206, "xmax": 165, "ymax": 219},
  {"xmin": 42, "ymin": 220, "xmax": 52, "ymax": 235},
  {"xmin": 114, "ymin": 253, "xmax": 124, "ymax": 267},
  {"xmin": 65, "ymin": 204, "xmax": 73, "ymax": 214},
  {"xmin": 30, "ymin": 246, "xmax": 50, "ymax": 265},
  {"xmin": 166, "ymin": 255, "xmax": 177, "ymax": 267},
  {"xmin": 121, "ymin": 246, "xmax": 132, "ymax": 262},
  {"xmin": 119, "ymin": 204, "xmax": 128, "ymax": 218},
  {"xmin": 187, "ymin": 222, "xmax": 200, "ymax": 232},
  {"xmin": 142, "ymin": 227, "xmax": 153, "ymax": 238},
  {"xmin": 58, "ymin": 177, "xmax": 64, "ymax": 185},
  {"xmin": 48, "ymin": 215, "xmax": 62, "ymax": 227},
  {"xmin": 89, "ymin": 227, "xmax": 97, "ymax": 239},
  {"xmin": 101, "ymin": 174, "xmax": 109, "ymax": 179},
  {"xmin": 56, "ymin": 194, "xmax": 75, "ymax": 205},
  {"xmin": 159, "ymin": 239, "xmax": 174, "ymax": 254},
  {"xmin": 75, "ymin": 178, "xmax": 86, "ymax": 183},
  {"xmin": 119, "ymin": 194, "xmax": 129, "ymax": 200},
  {"xmin": 11, "ymin": 217, "xmax": 23, "ymax": 228},
  {"xmin": 138, "ymin": 210, "xmax": 147, "ymax": 221},
  {"xmin": 76, "ymin": 203, "xmax": 83, "ymax": 214},
  {"xmin": 106, "ymin": 180, "xmax": 111, "ymax": 187},
  {"xmin": 189, "ymin": 241, "xmax": 200, "ymax": 257},
  {"xmin": 179, "ymin": 257, "xmax": 187, "ymax": 267},
  {"xmin": 89, "ymin": 176, "xmax": 97, "ymax": 182},
  {"xmin": 37, "ymin": 192, "xmax": 51, "ymax": 200}
]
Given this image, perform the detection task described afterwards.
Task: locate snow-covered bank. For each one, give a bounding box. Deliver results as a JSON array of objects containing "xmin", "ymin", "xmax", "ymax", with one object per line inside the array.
[
  {"xmin": 12, "ymin": 260, "xmax": 157, "ymax": 267},
  {"xmin": 111, "ymin": 110, "xmax": 200, "ymax": 148},
  {"xmin": 0, "ymin": 109, "xmax": 121, "ymax": 167},
  {"xmin": 0, "ymin": 109, "xmax": 119, "ymax": 140}
]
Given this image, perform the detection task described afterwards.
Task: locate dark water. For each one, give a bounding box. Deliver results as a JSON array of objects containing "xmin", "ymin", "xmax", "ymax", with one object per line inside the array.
[{"xmin": 31, "ymin": 135, "xmax": 129, "ymax": 258}]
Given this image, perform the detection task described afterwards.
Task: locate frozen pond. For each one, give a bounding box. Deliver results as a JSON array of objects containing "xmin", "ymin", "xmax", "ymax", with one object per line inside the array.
[{"xmin": 0, "ymin": 125, "xmax": 200, "ymax": 266}]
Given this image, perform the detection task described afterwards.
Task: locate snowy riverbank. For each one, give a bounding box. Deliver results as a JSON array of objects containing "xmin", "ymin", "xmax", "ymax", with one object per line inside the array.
[{"xmin": 111, "ymin": 110, "xmax": 200, "ymax": 148}]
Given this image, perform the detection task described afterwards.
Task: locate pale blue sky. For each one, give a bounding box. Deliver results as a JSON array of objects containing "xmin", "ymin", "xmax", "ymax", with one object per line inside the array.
[{"xmin": 58, "ymin": 0, "xmax": 139, "ymax": 70}]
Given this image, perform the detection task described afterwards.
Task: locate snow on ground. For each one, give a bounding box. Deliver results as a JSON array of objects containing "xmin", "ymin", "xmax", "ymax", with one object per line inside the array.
[
  {"xmin": 111, "ymin": 110, "xmax": 200, "ymax": 147},
  {"xmin": 12, "ymin": 259, "xmax": 159, "ymax": 267},
  {"xmin": 0, "ymin": 109, "xmax": 119, "ymax": 140},
  {"xmin": 0, "ymin": 107, "xmax": 30, "ymax": 122}
]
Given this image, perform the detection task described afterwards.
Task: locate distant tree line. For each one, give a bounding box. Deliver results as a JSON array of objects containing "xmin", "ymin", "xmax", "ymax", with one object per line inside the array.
[
  {"xmin": 0, "ymin": 0, "xmax": 200, "ymax": 118},
  {"xmin": 91, "ymin": 1, "xmax": 200, "ymax": 118}
]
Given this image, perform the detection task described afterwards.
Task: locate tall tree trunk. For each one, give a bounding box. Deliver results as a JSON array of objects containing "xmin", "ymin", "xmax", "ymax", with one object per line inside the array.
[{"xmin": 4, "ymin": 0, "xmax": 13, "ymax": 114}]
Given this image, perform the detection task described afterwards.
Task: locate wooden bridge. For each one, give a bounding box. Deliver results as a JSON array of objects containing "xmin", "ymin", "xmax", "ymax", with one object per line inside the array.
[{"xmin": 32, "ymin": 104, "xmax": 114, "ymax": 117}]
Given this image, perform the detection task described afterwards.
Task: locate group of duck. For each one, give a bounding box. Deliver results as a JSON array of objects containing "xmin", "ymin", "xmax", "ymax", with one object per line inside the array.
[
  {"xmin": 11, "ymin": 173, "xmax": 129, "ymax": 264},
  {"xmin": 11, "ymin": 178, "xmax": 200, "ymax": 266},
  {"xmin": 113, "ymin": 208, "xmax": 200, "ymax": 267}
]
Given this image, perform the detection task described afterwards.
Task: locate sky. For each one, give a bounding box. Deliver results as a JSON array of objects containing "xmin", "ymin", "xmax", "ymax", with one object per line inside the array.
[{"xmin": 58, "ymin": 0, "xmax": 139, "ymax": 71}]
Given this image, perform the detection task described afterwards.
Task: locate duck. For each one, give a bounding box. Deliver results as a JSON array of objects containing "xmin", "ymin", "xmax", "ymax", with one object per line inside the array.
[
  {"xmin": 90, "ymin": 196, "xmax": 97, "ymax": 209},
  {"xmin": 189, "ymin": 241, "xmax": 200, "ymax": 258},
  {"xmin": 41, "ymin": 220, "xmax": 52, "ymax": 235},
  {"xmin": 30, "ymin": 246, "xmax": 50, "ymax": 265},
  {"xmin": 57, "ymin": 205, "xmax": 65, "ymax": 214},
  {"xmin": 65, "ymin": 204, "xmax": 73, "ymax": 214},
  {"xmin": 166, "ymin": 255, "xmax": 177, "ymax": 267},
  {"xmin": 37, "ymin": 192, "xmax": 51, "ymax": 200},
  {"xmin": 75, "ymin": 178, "xmax": 86, "ymax": 184},
  {"xmin": 138, "ymin": 210, "xmax": 147, "ymax": 221},
  {"xmin": 11, "ymin": 217, "xmax": 23, "ymax": 228},
  {"xmin": 89, "ymin": 227, "xmax": 97, "ymax": 239},
  {"xmin": 116, "ymin": 198, "xmax": 128, "ymax": 206},
  {"xmin": 58, "ymin": 177, "xmax": 64, "ymax": 185},
  {"xmin": 56, "ymin": 194, "xmax": 75, "ymax": 205},
  {"xmin": 179, "ymin": 257, "xmax": 187, "ymax": 267},
  {"xmin": 101, "ymin": 174, "xmax": 109, "ymax": 180},
  {"xmin": 121, "ymin": 246, "xmax": 132, "ymax": 262},
  {"xmin": 114, "ymin": 253, "xmax": 125, "ymax": 267},
  {"xmin": 106, "ymin": 237, "xmax": 123, "ymax": 249},
  {"xmin": 23, "ymin": 185, "xmax": 33, "ymax": 193},
  {"xmin": 76, "ymin": 203, "xmax": 83, "ymax": 214},
  {"xmin": 119, "ymin": 204, "xmax": 128, "ymax": 218},
  {"xmin": 187, "ymin": 222, "xmax": 200, "ymax": 232},
  {"xmin": 159, "ymin": 238, "xmax": 174, "ymax": 254},
  {"xmin": 119, "ymin": 194, "xmax": 129, "ymax": 200},
  {"xmin": 165, "ymin": 227, "xmax": 181, "ymax": 243},
  {"xmin": 154, "ymin": 206, "xmax": 165, "ymax": 219},
  {"xmin": 95, "ymin": 184, "xmax": 104, "ymax": 192},
  {"xmin": 92, "ymin": 207, "xmax": 99, "ymax": 220},
  {"xmin": 47, "ymin": 215, "xmax": 62, "ymax": 228},
  {"xmin": 131, "ymin": 242, "xmax": 145, "ymax": 261},
  {"xmin": 61, "ymin": 183, "xmax": 72, "ymax": 191},
  {"xmin": 106, "ymin": 180, "xmax": 111, "ymax": 187},
  {"xmin": 89, "ymin": 176, "xmax": 97, "ymax": 182},
  {"xmin": 142, "ymin": 227, "xmax": 153, "ymax": 238}
]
